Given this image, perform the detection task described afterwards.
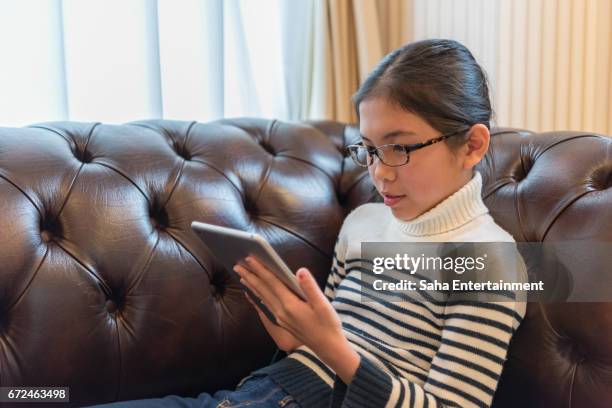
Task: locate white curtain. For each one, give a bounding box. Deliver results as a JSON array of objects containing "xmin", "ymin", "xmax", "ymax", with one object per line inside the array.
[
  {"xmin": 309, "ymin": 0, "xmax": 412, "ymax": 123},
  {"xmin": 0, "ymin": 0, "xmax": 69, "ymax": 126},
  {"xmin": 2, "ymin": 0, "xmax": 610, "ymax": 134},
  {"xmin": 0, "ymin": 0, "xmax": 317, "ymax": 126},
  {"xmin": 411, "ymin": 0, "xmax": 612, "ymax": 135}
]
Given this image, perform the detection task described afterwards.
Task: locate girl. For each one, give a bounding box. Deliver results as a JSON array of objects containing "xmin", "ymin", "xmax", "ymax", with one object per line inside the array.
[{"xmin": 94, "ymin": 38, "xmax": 526, "ymax": 408}]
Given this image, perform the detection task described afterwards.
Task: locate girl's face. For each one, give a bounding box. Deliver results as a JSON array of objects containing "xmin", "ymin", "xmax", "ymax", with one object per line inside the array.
[{"xmin": 358, "ymin": 96, "xmax": 479, "ymax": 221}]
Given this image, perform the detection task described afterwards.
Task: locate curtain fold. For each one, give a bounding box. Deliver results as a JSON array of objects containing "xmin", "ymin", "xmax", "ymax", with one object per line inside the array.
[
  {"xmin": 412, "ymin": 0, "xmax": 612, "ymax": 134},
  {"xmin": 0, "ymin": 0, "xmax": 407, "ymax": 126},
  {"xmin": 308, "ymin": 0, "xmax": 412, "ymax": 123},
  {"xmin": 157, "ymin": 0, "xmax": 224, "ymax": 121},
  {"xmin": 62, "ymin": 0, "xmax": 162, "ymax": 123},
  {"xmin": 280, "ymin": 0, "xmax": 315, "ymax": 120},
  {"xmin": 0, "ymin": 0, "xmax": 67, "ymax": 125}
]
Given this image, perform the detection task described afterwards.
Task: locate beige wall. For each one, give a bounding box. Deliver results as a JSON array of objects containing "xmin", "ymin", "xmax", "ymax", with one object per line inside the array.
[{"xmin": 408, "ymin": 0, "xmax": 612, "ymax": 134}]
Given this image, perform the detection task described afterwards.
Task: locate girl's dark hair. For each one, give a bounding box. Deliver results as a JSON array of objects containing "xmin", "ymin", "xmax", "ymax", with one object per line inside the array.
[{"xmin": 351, "ymin": 39, "xmax": 493, "ymax": 150}]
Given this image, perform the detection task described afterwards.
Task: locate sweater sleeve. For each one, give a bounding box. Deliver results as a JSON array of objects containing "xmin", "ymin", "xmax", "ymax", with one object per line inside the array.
[
  {"xmin": 324, "ymin": 204, "xmax": 375, "ymax": 303},
  {"xmin": 333, "ymin": 299, "xmax": 527, "ymax": 408},
  {"xmin": 324, "ymin": 232, "xmax": 348, "ymax": 303}
]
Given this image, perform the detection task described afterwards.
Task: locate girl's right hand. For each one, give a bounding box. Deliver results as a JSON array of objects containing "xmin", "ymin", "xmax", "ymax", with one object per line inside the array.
[{"xmin": 244, "ymin": 292, "xmax": 303, "ymax": 352}]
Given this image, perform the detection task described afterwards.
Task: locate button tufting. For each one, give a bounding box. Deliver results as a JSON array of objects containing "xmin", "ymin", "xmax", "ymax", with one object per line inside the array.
[
  {"xmin": 41, "ymin": 230, "xmax": 52, "ymax": 243},
  {"xmin": 210, "ymin": 283, "xmax": 225, "ymax": 300},
  {"xmin": 149, "ymin": 197, "xmax": 170, "ymax": 230},
  {"xmin": 589, "ymin": 164, "xmax": 612, "ymax": 191},
  {"xmin": 40, "ymin": 215, "xmax": 62, "ymax": 242},
  {"xmin": 259, "ymin": 141, "xmax": 276, "ymax": 156},
  {"xmin": 243, "ymin": 196, "xmax": 258, "ymax": 217},
  {"xmin": 512, "ymin": 155, "xmax": 534, "ymax": 182},
  {"xmin": 105, "ymin": 299, "xmax": 117, "ymax": 314},
  {"xmin": 73, "ymin": 147, "xmax": 93, "ymax": 163},
  {"xmin": 557, "ymin": 337, "xmax": 588, "ymax": 364},
  {"xmin": 172, "ymin": 141, "xmax": 192, "ymax": 161}
]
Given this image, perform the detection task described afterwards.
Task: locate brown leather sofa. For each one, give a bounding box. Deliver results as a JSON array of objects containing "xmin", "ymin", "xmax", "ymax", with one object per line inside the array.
[{"xmin": 0, "ymin": 118, "xmax": 610, "ymax": 407}]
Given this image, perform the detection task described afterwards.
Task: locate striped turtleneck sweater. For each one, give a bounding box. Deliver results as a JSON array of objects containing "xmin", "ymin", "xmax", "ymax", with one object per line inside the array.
[{"xmin": 252, "ymin": 170, "xmax": 527, "ymax": 408}]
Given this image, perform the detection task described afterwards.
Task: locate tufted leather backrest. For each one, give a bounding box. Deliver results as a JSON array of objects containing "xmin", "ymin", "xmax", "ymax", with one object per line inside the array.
[
  {"xmin": 0, "ymin": 119, "xmax": 610, "ymax": 407},
  {"xmin": 475, "ymin": 128, "xmax": 612, "ymax": 407}
]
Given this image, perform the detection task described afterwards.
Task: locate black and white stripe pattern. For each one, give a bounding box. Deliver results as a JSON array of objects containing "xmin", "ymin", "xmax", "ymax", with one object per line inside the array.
[
  {"xmin": 289, "ymin": 248, "xmax": 525, "ymax": 408},
  {"xmin": 285, "ymin": 173, "xmax": 527, "ymax": 407}
]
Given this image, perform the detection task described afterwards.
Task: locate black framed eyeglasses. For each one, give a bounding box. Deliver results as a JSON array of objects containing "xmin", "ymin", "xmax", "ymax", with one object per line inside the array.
[{"xmin": 346, "ymin": 127, "xmax": 470, "ymax": 167}]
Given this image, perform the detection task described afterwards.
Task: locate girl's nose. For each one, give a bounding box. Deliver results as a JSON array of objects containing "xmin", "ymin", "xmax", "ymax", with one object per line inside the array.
[{"xmin": 372, "ymin": 160, "xmax": 397, "ymax": 182}]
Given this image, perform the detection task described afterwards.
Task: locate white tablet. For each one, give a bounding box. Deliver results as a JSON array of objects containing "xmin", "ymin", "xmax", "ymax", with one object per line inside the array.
[{"xmin": 191, "ymin": 221, "xmax": 308, "ymax": 325}]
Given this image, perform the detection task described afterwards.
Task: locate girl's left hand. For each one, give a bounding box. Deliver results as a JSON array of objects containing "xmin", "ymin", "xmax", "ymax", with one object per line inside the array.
[{"xmin": 233, "ymin": 256, "xmax": 346, "ymax": 356}]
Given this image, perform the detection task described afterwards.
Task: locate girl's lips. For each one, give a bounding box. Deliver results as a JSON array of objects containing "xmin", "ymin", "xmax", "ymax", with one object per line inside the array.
[{"xmin": 383, "ymin": 194, "xmax": 405, "ymax": 206}]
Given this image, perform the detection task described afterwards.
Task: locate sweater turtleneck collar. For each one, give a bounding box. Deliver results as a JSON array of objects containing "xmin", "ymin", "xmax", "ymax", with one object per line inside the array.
[{"xmin": 391, "ymin": 171, "xmax": 489, "ymax": 237}]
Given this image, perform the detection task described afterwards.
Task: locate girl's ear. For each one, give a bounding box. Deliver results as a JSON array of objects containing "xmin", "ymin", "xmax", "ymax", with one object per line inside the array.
[{"xmin": 463, "ymin": 124, "xmax": 490, "ymax": 169}]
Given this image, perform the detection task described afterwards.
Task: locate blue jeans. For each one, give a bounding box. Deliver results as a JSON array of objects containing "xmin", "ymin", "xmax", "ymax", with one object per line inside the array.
[{"xmin": 87, "ymin": 373, "xmax": 300, "ymax": 408}]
